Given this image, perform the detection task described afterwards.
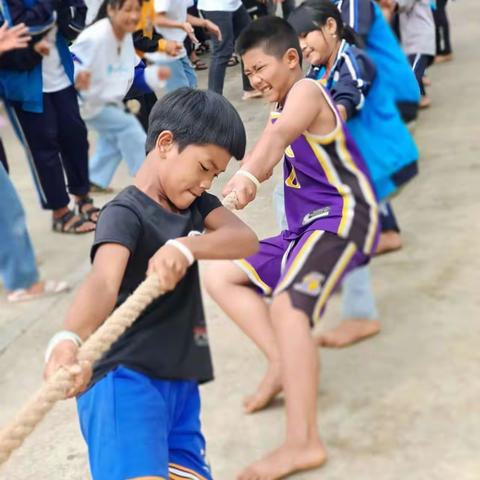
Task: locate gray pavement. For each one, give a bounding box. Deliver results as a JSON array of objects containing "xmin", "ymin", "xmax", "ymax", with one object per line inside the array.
[{"xmin": 1, "ymin": 2, "xmax": 480, "ymax": 478}]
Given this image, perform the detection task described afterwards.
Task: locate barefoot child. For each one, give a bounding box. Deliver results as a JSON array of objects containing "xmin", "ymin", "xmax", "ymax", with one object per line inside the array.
[
  {"xmin": 205, "ymin": 16, "xmax": 379, "ymax": 479},
  {"xmin": 43, "ymin": 88, "xmax": 258, "ymax": 480}
]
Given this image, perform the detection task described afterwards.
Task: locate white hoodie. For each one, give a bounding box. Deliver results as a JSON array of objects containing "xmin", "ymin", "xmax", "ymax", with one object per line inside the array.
[{"xmin": 71, "ymin": 18, "xmax": 164, "ymax": 119}]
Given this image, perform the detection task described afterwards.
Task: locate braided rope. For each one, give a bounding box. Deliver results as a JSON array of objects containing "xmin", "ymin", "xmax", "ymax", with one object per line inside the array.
[{"xmin": 0, "ymin": 191, "xmax": 238, "ymax": 466}]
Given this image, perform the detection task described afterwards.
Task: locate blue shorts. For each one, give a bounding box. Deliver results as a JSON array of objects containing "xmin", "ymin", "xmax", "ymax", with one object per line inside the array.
[{"xmin": 77, "ymin": 366, "xmax": 212, "ymax": 480}]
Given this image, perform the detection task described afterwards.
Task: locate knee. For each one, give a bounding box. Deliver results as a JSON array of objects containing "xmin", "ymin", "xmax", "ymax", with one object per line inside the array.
[
  {"xmin": 203, "ymin": 261, "xmax": 235, "ymax": 298},
  {"xmin": 203, "ymin": 263, "xmax": 225, "ymax": 297}
]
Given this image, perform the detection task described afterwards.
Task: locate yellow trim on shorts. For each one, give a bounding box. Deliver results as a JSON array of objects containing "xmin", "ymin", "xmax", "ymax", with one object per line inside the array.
[
  {"xmin": 312, "ymin": 241, "xmax": 358, "ymax": 323},
  {"xmin": 234, "ymin": 259, "xmax": 272, "ymax": 295},
  {"xmin": 274, "ymin": 231, "xmax": 324, "ymax": 295},
  {"xmin": 169, "ymin": 462, "xmax": 208, "ymax": 480}
]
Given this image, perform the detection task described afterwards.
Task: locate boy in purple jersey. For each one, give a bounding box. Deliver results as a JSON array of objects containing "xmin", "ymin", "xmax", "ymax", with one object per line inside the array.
[{"xmin": 205, "ymin": 16, "xmax": 379, "ymax": 480}]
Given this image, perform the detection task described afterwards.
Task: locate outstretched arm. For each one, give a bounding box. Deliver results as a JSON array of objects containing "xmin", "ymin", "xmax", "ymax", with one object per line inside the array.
[{"xmin": 222, "ymin": 80, "xmax": 326, "ymax": 209}]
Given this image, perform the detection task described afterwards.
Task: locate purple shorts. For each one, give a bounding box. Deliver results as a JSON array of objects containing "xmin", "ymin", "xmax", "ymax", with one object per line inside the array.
[{"xmin": 235, "ymin": 230, "xmax": 368, "ymax": 324}]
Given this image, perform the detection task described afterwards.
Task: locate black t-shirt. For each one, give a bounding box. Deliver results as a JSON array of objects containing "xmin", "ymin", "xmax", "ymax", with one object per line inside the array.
[{"xmin": 90, "ymin": 186, "xmax": 222, "ymax": 384}]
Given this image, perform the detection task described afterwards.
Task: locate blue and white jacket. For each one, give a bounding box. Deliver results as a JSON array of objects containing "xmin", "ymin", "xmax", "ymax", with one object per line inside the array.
[{"xmin": 309, "ymin": 41, "xmax": 418, "ymax": 200}]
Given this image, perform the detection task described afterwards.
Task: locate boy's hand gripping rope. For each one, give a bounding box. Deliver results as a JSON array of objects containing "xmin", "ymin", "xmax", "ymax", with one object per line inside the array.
[{"xmin": 0, "ymin": 191, "xmax": 238, "ymax": 467}]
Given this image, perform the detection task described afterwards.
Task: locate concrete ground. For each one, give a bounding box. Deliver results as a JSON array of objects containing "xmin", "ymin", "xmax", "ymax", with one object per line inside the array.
[{"xmin": 1, "ymin": 2, "xmax": 479, "ymax": 478}]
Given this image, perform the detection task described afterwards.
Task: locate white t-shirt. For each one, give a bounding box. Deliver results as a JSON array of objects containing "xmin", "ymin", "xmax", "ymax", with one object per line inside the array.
[
  {"xmin": 152, "ymin": 0, "xmax": 192, "ymax": 61},
  {"xmin": 70, "ymin": 18, "xmax": 137, "ymax": 119},
  {"xmin": 42, "ymin": 27, "xmax": 72, "ymax": 93},
  {"xmin": 197, "ymin": 0, "xmax": 241, "ymax": 12}
]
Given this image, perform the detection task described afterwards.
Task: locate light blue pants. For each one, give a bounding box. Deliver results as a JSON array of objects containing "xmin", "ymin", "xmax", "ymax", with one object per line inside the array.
[
  {"xmin": 0, "ymin": 162, "xmax": 39, "ymax": 290},
  {"xmin": 87, "ymin": 105, "xmax": 147, "ymax": 189},
  {"xmin": 273, "ymin": 182, "xmax": 378, "ymax": 320},
  {"xmin": 155, "ymin": 55, "xmax": 197, "ymax": 93}
]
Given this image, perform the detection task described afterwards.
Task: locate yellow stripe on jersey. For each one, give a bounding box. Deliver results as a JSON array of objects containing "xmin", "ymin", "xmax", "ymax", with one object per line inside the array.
[
  {"xmin": 285, "ymin": 145, "xmax": 295, "ymax": 158},
  {"xmin": 234, "ymin": 259, "xmax": 272, "ymax": 295},
  {"xmin": 274, "ymin": 230, "xmax": 324, "ymax": 294},
  {"xmin": 335, "ymin": 131, "xmax": 379, "ymax": 254},
  {"xmin": 305, "ymin": 137, "xmax": 355, "ymax": 237},
  {"xmin": 312, "ymin": 241, "xmax": 358, "ymax": 323}
]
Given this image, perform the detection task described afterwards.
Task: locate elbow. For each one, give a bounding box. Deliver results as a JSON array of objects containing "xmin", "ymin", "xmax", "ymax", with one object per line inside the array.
[{"xmin": 239, "ymin": 226, "xmax": 259, "ymax": 258}]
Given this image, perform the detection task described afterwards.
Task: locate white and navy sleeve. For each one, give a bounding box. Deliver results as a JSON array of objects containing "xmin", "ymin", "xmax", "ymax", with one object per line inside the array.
[
  {"xmin": 330, "ymin": 49, "xmax": 376, "ymax": 120},
  {"xmin": 338, "ymin": 0, "xmax": 374, "ymax": 40}
]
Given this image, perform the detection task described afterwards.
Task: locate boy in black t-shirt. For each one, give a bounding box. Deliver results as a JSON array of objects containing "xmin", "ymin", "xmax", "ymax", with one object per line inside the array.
[{"xmin": 43, "ymin": 88, "xmax": 258, "ymax": 480}]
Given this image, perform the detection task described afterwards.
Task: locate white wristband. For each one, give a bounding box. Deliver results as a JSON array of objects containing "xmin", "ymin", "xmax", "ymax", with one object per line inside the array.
[
  {"xmin": 166, "ymin": 239, "xmax": 195, "ymax": 266},
  {"xmin": 235, "ymin": 170, "xmax": 261, "ymax": 190},
  {"xmin": 45, "ymin": 330, "xmax": 83, "ymax": 364}
]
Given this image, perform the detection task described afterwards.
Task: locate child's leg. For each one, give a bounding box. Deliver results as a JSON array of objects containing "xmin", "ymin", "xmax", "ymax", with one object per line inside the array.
[
  {"xmin": 205, "ymin": 260, "xmax": 282, "ymax": 413},
  {"xmin": 316, "ymin": 265, "xmax": 381, "ymax": 348},
  {"xmin": 239, "ymin": 231, "xmax": 366, "ymax": 479},
  {"xmin": 238, "ymin": 293, "xmax": 326, "ymax": 480},
  {"xmin": 376, "ymin": 201, "xmax": 403, "ymax": 255},
  {"xmin": 180, "ymin": 55, "xmax": 198, "ymax": 89},
  {"xmin": 168, "ymin": 381, "xmax": 213, "ymax": 480},
  {"xmin": 77, "ymin": 366, "xmax": 171, "ymax": 479},
  {"xmin": 86, "ymin": 108, "xmax": 123, "ymax": 189}
]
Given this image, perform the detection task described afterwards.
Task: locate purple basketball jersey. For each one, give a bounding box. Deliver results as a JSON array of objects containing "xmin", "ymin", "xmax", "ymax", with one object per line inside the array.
[{"xmin": 276, "ymin": 79, "xmax": 379, "ymax": 255}]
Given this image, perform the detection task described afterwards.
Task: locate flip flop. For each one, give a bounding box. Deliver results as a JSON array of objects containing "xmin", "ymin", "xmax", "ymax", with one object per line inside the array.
[
  {"xmin": 192, "ymin": 59, "xmax": 208, "ymax": 71},
  {"xmin": 7, "ymin": 280, "xmax": 70, "ymax": 303}
]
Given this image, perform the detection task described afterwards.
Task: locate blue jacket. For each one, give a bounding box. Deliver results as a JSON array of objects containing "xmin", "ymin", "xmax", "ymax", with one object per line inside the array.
[
  {"xmin": 334, "ymin": 0, "xmax": 420, "ymax": 103},
  {"xmin": 0, "ymin": 0, "xmax": 74, "ymax": 112},
  {"xmin": 309, "ymin": 42, "xmax": 418, "ymax": 201}
]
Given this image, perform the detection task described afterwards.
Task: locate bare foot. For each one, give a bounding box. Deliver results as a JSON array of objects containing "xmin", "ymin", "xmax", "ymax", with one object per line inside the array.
[
  {"xmin": 243, "ymin": 363, "xmax": 282, "ymax": 414},
  {"xmin": 434, "ymin": 53, "xmax": 453, "ymax": 64},
  {"xmin": 237, "ymin": 440, "xmax": 327, "ymax": 480},
  {"xmin": 419, "ymin": 95, "xmax": 431, "ymax": 109},
  {"xmin": 315, "ymin": 319, "xmax": 381, "ymax": 348},
  {"xmin": 375, "ymin": 231, "xmax": 402, "ymax": 256}
]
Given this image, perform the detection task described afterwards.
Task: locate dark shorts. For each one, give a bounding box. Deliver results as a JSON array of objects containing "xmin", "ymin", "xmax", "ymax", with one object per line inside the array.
[
  {"xmin": 77, "ymin": 366, "xmax": 212, "ymax": 480},
  {"xmin": 235, "ymin": 230, "xmax": 368, "ymax": 324}
]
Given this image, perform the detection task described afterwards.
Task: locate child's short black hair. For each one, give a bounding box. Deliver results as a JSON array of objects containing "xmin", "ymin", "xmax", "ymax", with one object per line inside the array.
[
  {"xmin": 236, "ymin": 16, "xmax": 302, "ymax": 65},
  {"xmin": 146, "ymin": 88, "xmax": 246, "ymax": 160}
]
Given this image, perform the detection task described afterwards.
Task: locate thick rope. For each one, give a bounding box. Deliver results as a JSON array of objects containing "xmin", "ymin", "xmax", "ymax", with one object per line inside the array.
[{"xmin": 0, "ymin": 191, "xmax": 238, "ymax": 466}]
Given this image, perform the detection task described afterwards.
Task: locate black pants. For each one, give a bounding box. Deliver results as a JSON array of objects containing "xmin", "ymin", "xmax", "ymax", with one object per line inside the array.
[
  {"xmin": 202, "ymin": 6, "xmax": 253, "ymax": 94},
  {"xmin": 434, "ymin": 0, "xmax": 452, "ymax": 56},
  {"xmin": 408, "ymin": 54, "xmax": 434, "ymax": 97},
  {"xmin": 12, "ymin": 85, "xmax": 90, "ymax": 210}
]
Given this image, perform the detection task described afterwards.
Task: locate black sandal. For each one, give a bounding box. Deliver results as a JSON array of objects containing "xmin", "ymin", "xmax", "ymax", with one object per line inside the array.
[
  {"xmin": 76, "ymin": 196, "xmax": 100, "ymax": 223},
  {"xmin": 52, "ymin": 210, "xmax": 95, "ymax": 234},
  {"xmin": 192, "ymin": 59, "xmax": 208, "ymax": 71}
]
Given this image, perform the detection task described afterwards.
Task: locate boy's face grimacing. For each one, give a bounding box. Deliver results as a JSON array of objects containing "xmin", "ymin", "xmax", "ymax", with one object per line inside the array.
[
  {"xmin": 156, "ymin": 132, "xmax": 230, "ymax": 210},
  {"xmin": 242, "ymin": 47, "xmax": 300, "ymax": 104}
]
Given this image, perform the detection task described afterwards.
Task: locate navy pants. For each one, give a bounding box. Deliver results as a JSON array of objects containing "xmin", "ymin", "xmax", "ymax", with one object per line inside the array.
[
  {"xmin": 408, "ymin": 54, "xmax": 434, "ymax": 97},
  {"xmin": 12, "ymin": 85, "xmax": 89, "ymax": 211},
  {"xmin": 434, "ymin": 0, "xmax": 452, "ymax": 56},
  {"xmin": 202, "ymin": 5, "xmax": 253, "ymax": 94}
]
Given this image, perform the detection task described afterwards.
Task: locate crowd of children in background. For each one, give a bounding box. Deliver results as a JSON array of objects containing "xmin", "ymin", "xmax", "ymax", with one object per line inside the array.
[{"xmin": 1, "ymin": 0, "xmax": 456, "ymax": 478}]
